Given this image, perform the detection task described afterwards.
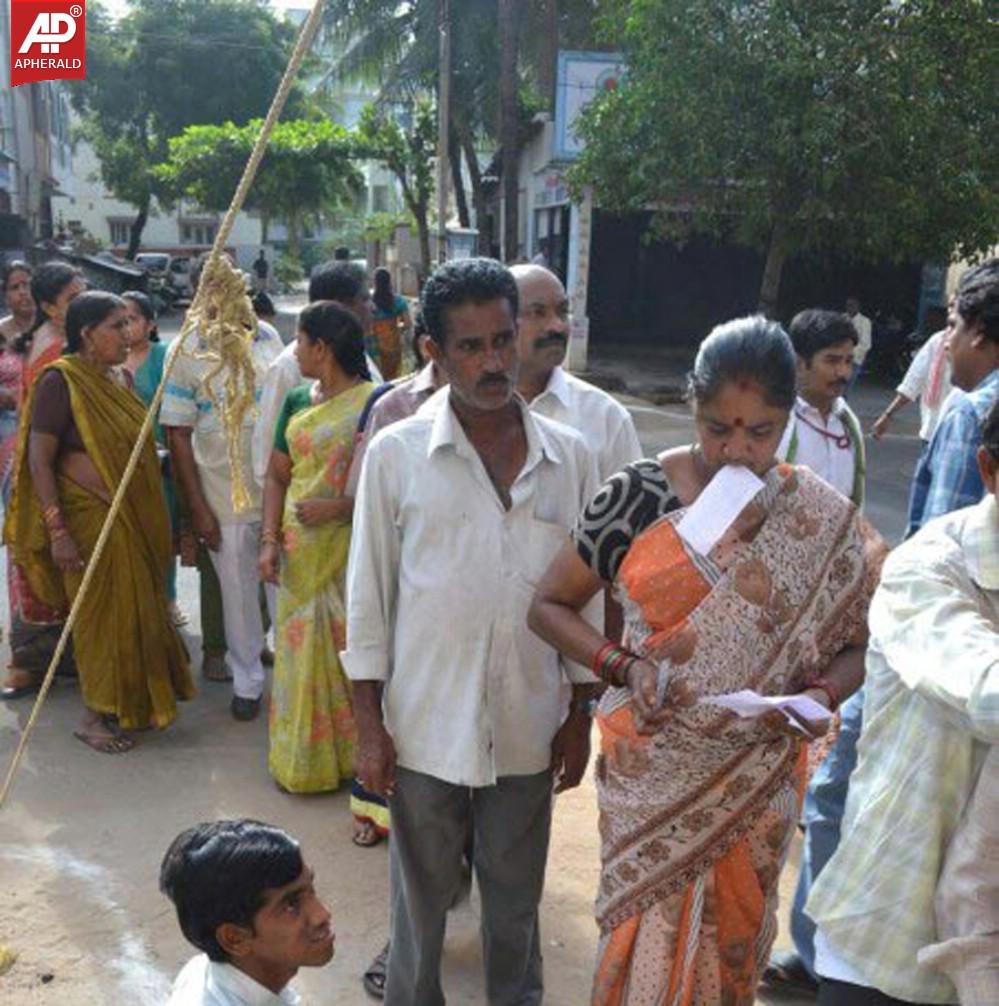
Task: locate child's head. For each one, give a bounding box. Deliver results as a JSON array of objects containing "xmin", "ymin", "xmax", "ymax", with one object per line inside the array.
[{"xmin": 160, "ymin": 820, "xmax": 334, "ymax": 981}]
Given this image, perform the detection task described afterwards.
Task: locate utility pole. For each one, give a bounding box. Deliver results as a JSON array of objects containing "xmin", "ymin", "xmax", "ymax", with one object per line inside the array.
[{"xmin": 435, "ymin": 0, "xmax": 451, "ymax": 264}]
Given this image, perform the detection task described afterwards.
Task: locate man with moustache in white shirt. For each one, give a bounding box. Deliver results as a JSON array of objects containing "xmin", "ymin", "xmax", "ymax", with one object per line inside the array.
[{"xmin": 342, "ymin": 258, "xmax": 599, "ymax": 1006}]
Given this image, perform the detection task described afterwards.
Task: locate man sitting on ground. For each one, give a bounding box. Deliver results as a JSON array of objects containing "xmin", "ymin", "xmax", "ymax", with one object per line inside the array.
[{"xmin": 161, "ymin": 819, "xmax": 335, "ymax": 1005}]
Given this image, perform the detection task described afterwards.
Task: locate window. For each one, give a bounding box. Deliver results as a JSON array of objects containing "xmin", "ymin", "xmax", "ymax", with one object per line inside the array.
[
  {"xmin": 180, "ymin": 222, "xmax": 217, "ymax": 246},
  {"xmin": 109, "ymin": 220, "xmax": 130, "ymax": 246},
  {"xmin": 371, "ymin": 184, "xmax": 390, "ymax": 213}
]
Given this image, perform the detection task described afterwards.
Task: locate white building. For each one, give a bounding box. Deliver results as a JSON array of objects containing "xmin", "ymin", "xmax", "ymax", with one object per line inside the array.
[
  {"xmin": 51, "ymin": 136, "xmax": 264, "ymax": 272},
  {"xmin": 1, "ymin": 5, "xmax": 74, "ymax": 246}
]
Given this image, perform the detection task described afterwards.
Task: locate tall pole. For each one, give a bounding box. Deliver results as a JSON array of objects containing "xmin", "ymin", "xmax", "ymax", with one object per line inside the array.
[{"xmin": 436, "ymin": 0, "xmax": 451, "ymax": 264}]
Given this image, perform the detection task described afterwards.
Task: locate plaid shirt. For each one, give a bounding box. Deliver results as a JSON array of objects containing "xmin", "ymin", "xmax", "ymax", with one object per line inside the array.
[
  {"xmin": 808, "ymin": 496, "xmax": 999, "ymax": 1003},
  {"xmin": 906, "ymin": 369, "xmax": 999, "ymax": 538}
]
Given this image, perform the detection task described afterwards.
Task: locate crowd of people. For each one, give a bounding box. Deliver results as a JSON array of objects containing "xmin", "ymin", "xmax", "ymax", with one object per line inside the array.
[{"xmin": 0, "ymin": 250, "xmax": 996, "ymax": 1006}]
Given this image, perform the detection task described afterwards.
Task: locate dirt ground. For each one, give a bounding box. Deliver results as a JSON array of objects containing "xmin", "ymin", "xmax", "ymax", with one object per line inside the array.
[{"xmin": 0, "ymin": 629, "xmax": 808, "ymax": 1005}]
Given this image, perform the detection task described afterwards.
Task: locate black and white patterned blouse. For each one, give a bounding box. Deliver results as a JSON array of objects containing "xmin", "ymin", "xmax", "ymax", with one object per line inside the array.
[{"xmin": 571, "ymin": 458, "xmax": 682, "ymax": 583}]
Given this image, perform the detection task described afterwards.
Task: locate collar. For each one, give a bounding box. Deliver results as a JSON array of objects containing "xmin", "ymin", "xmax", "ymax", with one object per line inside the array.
[
  {"xmin": 426, "ymin": 387, "xmax": 563, "ymax": 470},
  {"xmin": 968, "ymin": 368, "xmax": 999, "ymax": 400},
  {"xmin": 964, "ymin": 495, "xmax": 999, "ymax": 591},
  {"xmin": 206, "ymin": 958, "xmax": 299, "ymax": 1005},
  {"xmin": 411, "ymin": 362, "xmax": 438, "ymax": 395},
  {"xmin": 532, "ymin": 365, "xmax": 571, "ymax": 409},
  {"xmin": 795, "ymin": 394, "xmax": 848, "ymax": 426}
]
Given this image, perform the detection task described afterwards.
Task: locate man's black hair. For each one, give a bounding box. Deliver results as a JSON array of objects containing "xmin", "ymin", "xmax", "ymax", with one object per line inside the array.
[
  {"xmin": 955, "ymin": 258, "xmax": 999, "ymax": 344},
  {"xmin": 308, "ymin": 261, "xmax": 366, "ymax": 304},
  {"xmin": 420, "ymin": 257, "xmax": 518, "ymax": 347},
  {"xmin": 983, "ymin": 396, "xmax": 999, "ymax": 462},
  {"xmin": 788, "ymin": 309, "xmax": 858, "ymax": 365},
  {"xmin": 160, "ymin": 820, "xmax": 303, "ymax": 963}
]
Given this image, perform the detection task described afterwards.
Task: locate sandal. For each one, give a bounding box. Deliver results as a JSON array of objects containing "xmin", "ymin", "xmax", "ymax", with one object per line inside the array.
[
  {"xmin": 352, "ymin": 820, "xmax": 384, "ymax": 848},
  {"xmin": 362, "ymin": 942, "xmax": 389, "ymax": 1000},
  {"xmin": 760, "ymin": 950, "xmax": 819, "ymax": 995},
  {"xmin": 73, "ymin": 716, "xmax": 135, "ymax": 755}
]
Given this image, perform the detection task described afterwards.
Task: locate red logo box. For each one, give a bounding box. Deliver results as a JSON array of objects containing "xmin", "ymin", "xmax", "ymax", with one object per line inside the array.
[{"xmin": 10, "ymin": 1, "xmax": 86, "ymax": 87}]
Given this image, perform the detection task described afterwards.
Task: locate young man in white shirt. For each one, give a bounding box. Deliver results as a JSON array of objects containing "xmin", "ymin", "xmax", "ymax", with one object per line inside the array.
[
  {"xmin": 161, "ymin": 819, "xmax": 335, "ymax": 1006},
  {"xmin": 511, "ymin": 263, "xmax": 642, "ymax": 481},
  {"xmin": 765, "ymin": 308, "xmax": 866, "ymax": 997},
  {"xmin": 342, "ymin": 258, "xmax": 599, "ymax": 1006},
  {"xmin": 777, "ymin": 308, "xmax": 865, "ymax": 506},
  {"xmin": 161, "ymin": 257, "xmax": 284, "ymax": 721}
]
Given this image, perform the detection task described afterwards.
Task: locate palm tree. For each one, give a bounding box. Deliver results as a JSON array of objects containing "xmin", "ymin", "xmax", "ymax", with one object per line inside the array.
[{"xmin": 319, "ymin": 0, "xmax": 599, "ymax": 259}]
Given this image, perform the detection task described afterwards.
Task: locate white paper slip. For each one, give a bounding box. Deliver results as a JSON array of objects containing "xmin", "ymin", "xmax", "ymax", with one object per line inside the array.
[
  {"xmin": 699, "ymin": 689, "xmax": 831, "ymax": 732},
  {"xmin": 675, "ymin": 465, "xmax": 765, "ymax": 557}
]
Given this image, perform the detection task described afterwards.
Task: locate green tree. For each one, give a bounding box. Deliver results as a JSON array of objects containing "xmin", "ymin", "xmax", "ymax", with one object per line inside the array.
[
  {"xmin": 355, "ymin": 99, "xmax": 437, "ymax": 279},
  {"xmin": 320, "ymin": 0, "xmax": 599, "ymax": 257},
  {"xmin": 73, "ymin": 0, "xmax": 303, "ymax": 258},
  {"xmin": 574, "ymin": 0, "xmax": 999, "ymax": 313},
  {"xmin": 155, "ymin": 119, "xmax": 361, "ymax": 260}
]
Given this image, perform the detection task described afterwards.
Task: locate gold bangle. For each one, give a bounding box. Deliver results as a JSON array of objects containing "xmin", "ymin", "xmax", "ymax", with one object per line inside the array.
[{"xmin": 260, "ymin": 528, "xmax": 280, "ymax": 546}]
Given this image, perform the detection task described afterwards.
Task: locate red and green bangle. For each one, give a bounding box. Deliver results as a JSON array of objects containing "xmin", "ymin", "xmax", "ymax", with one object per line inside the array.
[{"xmin": 592, "ymin": 642, "xmax": 639, "ymax": 688}]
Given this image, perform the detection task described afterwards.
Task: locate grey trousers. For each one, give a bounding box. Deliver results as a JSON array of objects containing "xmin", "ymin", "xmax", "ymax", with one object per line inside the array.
[{"xmin": 384, "ymin": 766, "xmax": 553, "ymax": 1006}]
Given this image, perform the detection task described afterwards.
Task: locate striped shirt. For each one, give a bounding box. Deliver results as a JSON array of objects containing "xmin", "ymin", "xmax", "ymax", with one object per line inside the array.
[{"xmin": 808, "ymin": 496, "xmax": 999, "ymax": 1003}]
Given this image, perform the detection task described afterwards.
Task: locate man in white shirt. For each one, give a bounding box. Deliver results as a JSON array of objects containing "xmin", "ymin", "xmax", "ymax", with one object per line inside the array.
[
  {"xmin": 511, "ymin": 263, "xmax": 642, "ymax": 481},
  {"xmin": 252, "ymin": 261, "xmax": 382, "ymax": 487},
  {"xmin": 846, "ymin": 295, "xmax": 872, "ymax": 394},
  {"xmin": 765, "ymin": 308, "xmax": 866, "ymax": 997},
  {"xmin": 161, "ymin": 819, "xmax": 334, "ymax": 1006},
  {"xmin": 871, "ymin": 305, "xmax": 953, "ymax": 444},
  {"xmin": 161, "ymin": 261, "xmax": 283, "ymax": 721},
  {"xmin": 807, "ymin": 400, "xmax": 999, "ymax": 1006},
  {"xmin": 777, "ymin": 308, "xmax": 865, "ymax": 506},
  {"xmin": 341, "ymin": 258, "xmax": 599, "ymax": 1006}
]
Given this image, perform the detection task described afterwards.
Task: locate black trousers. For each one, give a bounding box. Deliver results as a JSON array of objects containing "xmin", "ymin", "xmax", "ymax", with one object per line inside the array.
[{"xmin": 819, "ymin": 978, "xmax": 926, "ymax": 1006}]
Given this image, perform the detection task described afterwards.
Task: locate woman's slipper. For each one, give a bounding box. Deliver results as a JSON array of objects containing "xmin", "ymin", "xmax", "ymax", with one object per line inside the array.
[
  {"xmin": 362, "ymin": 942, "xmax": 389, "ymax": 1000},
  {"xmin": 352, "ymin": 821, "xmax": 384, "ymax": 848}
]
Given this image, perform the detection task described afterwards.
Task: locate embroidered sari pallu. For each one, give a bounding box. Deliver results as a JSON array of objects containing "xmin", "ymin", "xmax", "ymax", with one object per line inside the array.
[{"xmin": 592, "ymin": 467, "xmax": 877, "ymax": 1006}]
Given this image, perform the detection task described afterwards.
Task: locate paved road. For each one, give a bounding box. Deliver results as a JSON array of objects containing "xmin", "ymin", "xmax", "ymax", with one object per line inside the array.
[{"xmin": 0, "ymin": 308, "xmax": 922, "ymax": 1003}]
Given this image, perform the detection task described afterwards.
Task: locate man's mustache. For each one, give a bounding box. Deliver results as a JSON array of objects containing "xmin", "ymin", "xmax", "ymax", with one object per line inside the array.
[
  {"xmin": 477, "ymin": 373, "xmax": 510, "ymax": 389},
  {"xmin": 535, "ymin": 331, "xmax": 568, "ymax": 350}
]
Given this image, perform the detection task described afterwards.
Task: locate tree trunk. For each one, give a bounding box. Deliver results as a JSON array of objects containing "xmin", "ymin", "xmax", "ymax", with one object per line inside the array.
[
  {"xmin": 758, "ymin": 220, "xmax": 788, "ymax": 317},
  {"xmin": 416, "ymin": 204, "xmax": 432, "ymax": 282},
  {"xmin": 499, "ymin": 0, "xmax": 520, "ymax": 262},
  {"xmin": 540, "ymin": 0, "xmax": 559, "ymax": 112},
  {"xmin": 286, "ymin": 211, "xmax": 302, "ymax": 262},
  {"xmin": 449, "ymin": 126, "xmax": 470, "ymax": 228},
  {"xmin": 126, "ymin": 194, "xmax": 150, "ymax": 260},
  {"xmin": 455, "ymin": 112, "xmax": 488, "ymax": 253}
]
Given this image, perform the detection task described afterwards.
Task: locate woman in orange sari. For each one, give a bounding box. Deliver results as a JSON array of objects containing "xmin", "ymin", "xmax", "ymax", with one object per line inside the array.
[
  {"xmin": 530, "ymin": 316, "xmax": 886, "ymax": 1006},
  {"xmin": 2, "ymin": 262, "xmax": 86, "ymax": 699}
]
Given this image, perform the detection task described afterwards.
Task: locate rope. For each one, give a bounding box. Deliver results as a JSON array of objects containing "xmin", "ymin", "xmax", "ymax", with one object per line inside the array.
[{"xmin": 0, "ymin": 0, "xmax": 327, "ymax": 809}]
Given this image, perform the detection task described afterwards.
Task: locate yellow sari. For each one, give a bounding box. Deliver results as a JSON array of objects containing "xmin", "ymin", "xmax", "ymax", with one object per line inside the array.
[
  {"xmin": 268, "ymin": 381, "xmax": 373, "ymax": 793},
  {"xmin": 4, "ymin": 356, "xmax": 193, "ymax": 729}
]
